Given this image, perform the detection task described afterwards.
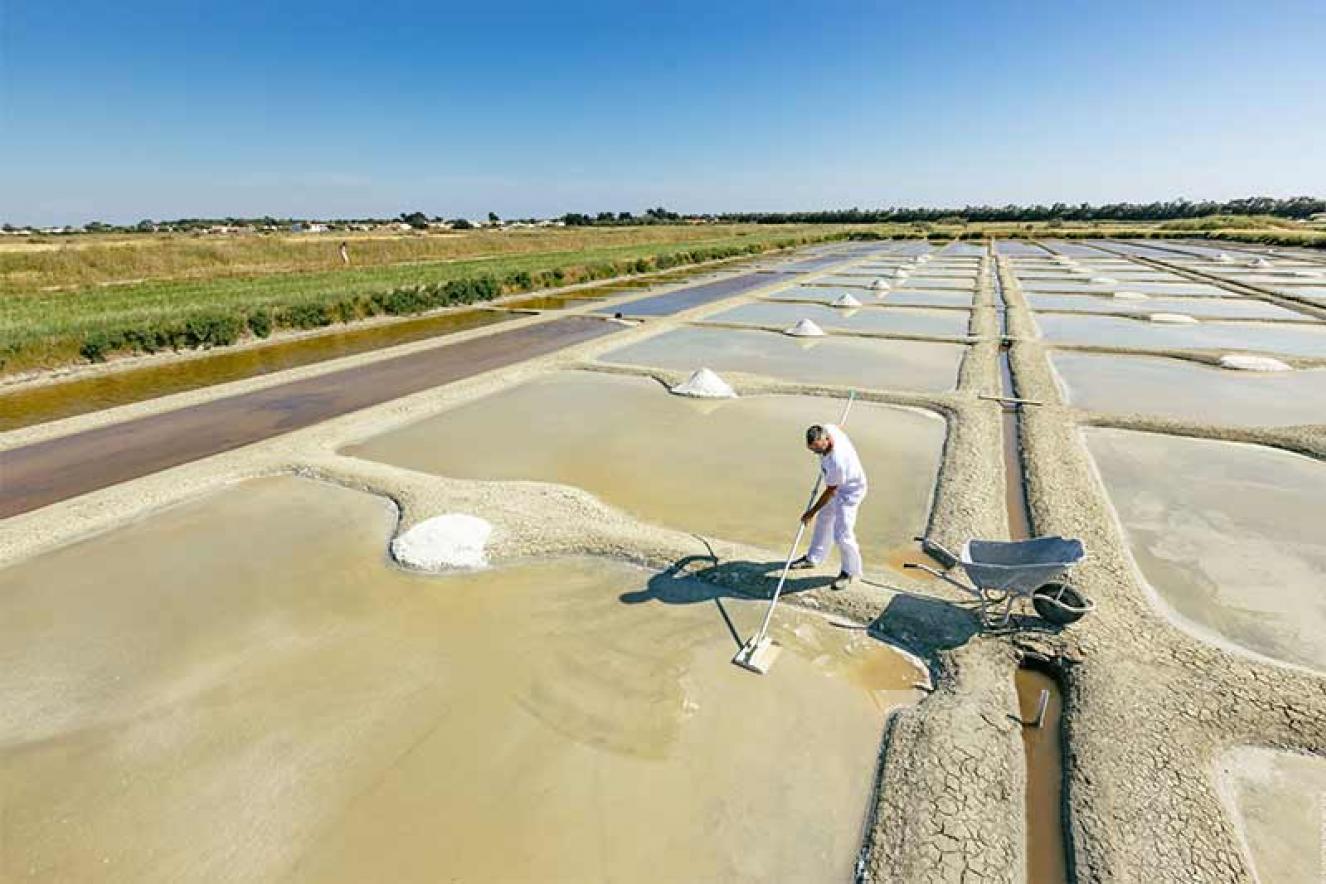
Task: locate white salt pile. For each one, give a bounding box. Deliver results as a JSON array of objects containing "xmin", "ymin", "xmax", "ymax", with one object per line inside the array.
[
  {"xmin": 671, "ymin": 367, "xmax": 738, "ymax": 399},
  {"xmin": 1090, "ymin": 277, "xmax": 1120, "ymax": 285},
  {"xmin": 1248, "ymin": 257, "xmax": 1271, "ymax": 268},
  {"xmin": 1291, "ymin": 269, "xmax": 1323, "ymax": 278},
  {"xmin": 784, "ymin": 318, "xmax": 827, "ymax": 337},
  {"xmin": 832, "ymin": 293, "xmax": 863, "ymax": 308},
  {"xmin": 1112, "ymin": 290, "xmax": 1150, "ymax": 300},
  {"xmin": 1214, "ymin": 253, "xmax": 1234, "ymax": 264},
  {"xmin": 869, "ymin": 277, "xmax": 890, "ymax": 291},
  {"xmin": 1218, "ymin": 354, "xmax": 1292, "ymax": 372},
  {"xmin": 1148, "ymin": 312, "xmax": 1199, "ymax": 324},
  {"xmin": 894, "ymin": 268, "xmax": 911, "ymax": 278},
  {"xmin": 392, "ymin": 514, "xmax": 493, "ymax": 571}
]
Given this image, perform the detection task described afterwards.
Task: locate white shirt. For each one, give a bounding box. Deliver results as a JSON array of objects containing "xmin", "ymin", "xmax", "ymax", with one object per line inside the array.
[{"xmin": 820, "ymin": 424, "xmax": 868, "ymax": 505}]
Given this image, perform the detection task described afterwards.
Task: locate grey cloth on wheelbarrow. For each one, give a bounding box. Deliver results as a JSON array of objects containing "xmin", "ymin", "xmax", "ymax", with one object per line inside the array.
[{"xmin": 959, "ymin": 537, "xmax": 1086, "ymax": 594}]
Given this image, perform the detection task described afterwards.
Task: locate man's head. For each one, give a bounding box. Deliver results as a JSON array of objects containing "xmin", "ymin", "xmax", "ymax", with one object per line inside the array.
[{"xmin": 805, "ymin": 424, "xmax": 833, "ymax": 454}]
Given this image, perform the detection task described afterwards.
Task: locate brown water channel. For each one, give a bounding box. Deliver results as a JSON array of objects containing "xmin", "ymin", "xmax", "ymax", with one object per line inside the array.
[
  {"xmin": 0, "ymin": 309, "xmax": 514, "ymax": 432},
  {"xmin": 0, "ymin": 317, "xmax": 621, "ymax": 518},
  {"xmin": 344, "ymin": 371, "xmax": 946, "ymax": 567},
  {"xmin": 1085, "ymin": 428, "xmax": 1326, "ymax": 671},
  {"xmin": 600, "ymin": 326, "xmax": 966, "ymax": 393},
  {"xmin": 0, "ymin": 476, "xmax": 926, "ymax": 881},
  {"xmin": 996, "ymin": 251, "xmax": 1069, "ymax": 883}
]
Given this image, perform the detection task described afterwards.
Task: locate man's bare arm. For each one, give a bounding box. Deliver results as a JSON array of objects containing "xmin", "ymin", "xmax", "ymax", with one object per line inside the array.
[{"xmin": 801, "ymin": 485, "xmax": 838, "ymax": 524}]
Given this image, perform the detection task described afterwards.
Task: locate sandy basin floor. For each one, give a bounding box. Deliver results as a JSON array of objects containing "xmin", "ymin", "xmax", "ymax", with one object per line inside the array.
[
  {"xmin": 343, "ymin": 371, "xmax": 946, "ymax": 567},
  {"xmin": 0, "ymin": 476, "xmax": 925, "ymax": 882},
  {"xmin": 1084, "ymin": 428, "xmax": 1326, "ymax": 672}
]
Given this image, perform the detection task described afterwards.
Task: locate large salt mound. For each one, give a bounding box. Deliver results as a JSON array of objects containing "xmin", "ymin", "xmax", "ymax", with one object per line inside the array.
[
  {"xmin": 671, "ymin": 367, "xmax": 737, "ymax": 398},
  {"xmin": 784, "ymin": 318, "xmax": 826, "ymax": 337},
  {"xmin": 1218, "ymin": 354, "xmax": 1292, "ymax": 372},
  {"xmin": 392, "ymin": 514, "xmax": 493, "ymax": 571},
  {"xmin": 869, "ymin": 278, "xmax": 890, "ymax": 291},
  {"xmin": 1112, "ymin": 290, "xmax": 1149, "ymax": 300},
  {"xmin": 1148, "ymin": 312, "xmax": 1199, "ymax": 324},
  {"xmin": 832, "ymin": 293, "xmax": 863, "ymax": 308}
]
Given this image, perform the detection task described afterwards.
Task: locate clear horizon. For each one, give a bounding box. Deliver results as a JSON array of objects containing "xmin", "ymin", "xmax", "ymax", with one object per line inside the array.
[{"xmin": 3, "ymin": 0, "xmax": 1324, "ymax": 226}]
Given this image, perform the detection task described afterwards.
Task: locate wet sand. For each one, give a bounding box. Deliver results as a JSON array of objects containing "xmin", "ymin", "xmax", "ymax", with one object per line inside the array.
[
  {"xmin": 1085, "ymin": 428, "xmax": 1326, "ymax": 671},
  {"xmin": 0, "ymin": 476, "xmax": 924, "ymax": 882},
  {"xmin": 344, "ymin": 371, "xmax": 946, "ymax": 565},
  {"xmin": 600, "ymin": 326, "xmax": 966, "ymax": 392}
]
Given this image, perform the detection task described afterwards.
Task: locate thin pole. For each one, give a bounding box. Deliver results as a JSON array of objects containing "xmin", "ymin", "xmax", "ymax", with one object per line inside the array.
[{"xmin": 747, "ymin": 391, "xmax": 856, "ymax": 648}]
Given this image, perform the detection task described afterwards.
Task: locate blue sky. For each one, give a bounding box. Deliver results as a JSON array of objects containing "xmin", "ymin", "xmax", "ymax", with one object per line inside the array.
[{"xmin": 2, "ymin": 0, "xmax": 1324, "ymax": 224}]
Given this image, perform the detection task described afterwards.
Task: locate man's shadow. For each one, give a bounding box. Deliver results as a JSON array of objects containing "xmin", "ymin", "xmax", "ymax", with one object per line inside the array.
[{"xmin": 620, "ymin": 554, "xmax": 836, "ymax": 650}]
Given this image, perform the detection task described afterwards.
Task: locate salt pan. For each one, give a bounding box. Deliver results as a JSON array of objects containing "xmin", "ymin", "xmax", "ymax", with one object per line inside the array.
[
  {"xmin": 670, "ymin": 367, "xmax": 738, "ymax": 399},
  {"xmin": 392, "ymin": 514, "xmax": 493, "ymax": 571}
]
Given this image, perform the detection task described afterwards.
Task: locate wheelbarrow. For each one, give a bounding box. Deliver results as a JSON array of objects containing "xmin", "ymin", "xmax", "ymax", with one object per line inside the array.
[{"xmin": 905, "ymin": 535, "xmax": 1095, "ymax": 627}]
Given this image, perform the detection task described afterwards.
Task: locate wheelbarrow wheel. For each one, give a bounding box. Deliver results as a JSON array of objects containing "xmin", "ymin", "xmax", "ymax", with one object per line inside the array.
[{"xmin": 1032, "ymin": 582, "xmax": 1094, "ymax": 625}]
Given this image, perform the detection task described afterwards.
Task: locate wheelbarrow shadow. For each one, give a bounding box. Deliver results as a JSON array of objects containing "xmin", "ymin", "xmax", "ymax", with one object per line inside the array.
[{"xmin": 867, "ymin": 581, "xmax": 1072, "ymax": 658}]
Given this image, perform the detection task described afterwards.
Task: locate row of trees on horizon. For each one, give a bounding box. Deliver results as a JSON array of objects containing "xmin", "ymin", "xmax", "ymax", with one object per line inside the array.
[{"xmin": 6, "ymin": 196, "xmax": 1321, "ymax": 234}]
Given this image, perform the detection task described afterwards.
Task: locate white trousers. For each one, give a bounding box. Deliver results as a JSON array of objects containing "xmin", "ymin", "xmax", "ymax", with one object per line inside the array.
[{"xmin": 806, "ymin": 496, "xmax": 863, "ymax": 576}]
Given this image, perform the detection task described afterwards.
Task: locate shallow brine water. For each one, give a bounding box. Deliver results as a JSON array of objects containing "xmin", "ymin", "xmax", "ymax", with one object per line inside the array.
[
  {"xmin": 705, "ymin": 301, "xmax": 971, "ymax": 338},
  {"xmin": 1085, "ymin": 429, "xmax": 1326, "ymax": 671},
  {"xmin": 600, "ymin": 326, "xmax": 966, "ymax": 392},
  {"xmin": 1027, "ymin": 293, "xmax": 1307, "ymax": 321},
  {"xmin": 1035, "ymin": 314, "xmax": 1326, "ymax": 357},
  {"xmin": 1216, "ymin": 747, "xmax": 1326, "ymax": 884},
  {"xmin": 1052, "ymin": 352, "xmax": 1326, "ymax": 426},
  {"xmin": 0, "ymin": 477, "xmax": 925, "ymax": 882},
  {"xmin": 345, "ymin": 371, "xmax": 946, "ymax": 563}
]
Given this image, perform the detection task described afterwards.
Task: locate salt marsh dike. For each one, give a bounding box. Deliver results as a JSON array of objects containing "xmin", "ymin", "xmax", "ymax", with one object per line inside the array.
[{"xmin": 1, "ymin": 240, "xmax": 1323, "ymax": 882}]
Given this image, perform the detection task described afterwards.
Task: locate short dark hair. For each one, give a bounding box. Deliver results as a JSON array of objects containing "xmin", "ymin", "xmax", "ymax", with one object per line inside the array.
[{"xmin": 806, "ymin": 424, "xmax": 827, "ymax": 445}]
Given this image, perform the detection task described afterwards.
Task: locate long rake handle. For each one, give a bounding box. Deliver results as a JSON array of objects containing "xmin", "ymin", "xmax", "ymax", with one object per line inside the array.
[{"xmin": 748, "ymin": 391, "xmax": 856, "ymax": 647}]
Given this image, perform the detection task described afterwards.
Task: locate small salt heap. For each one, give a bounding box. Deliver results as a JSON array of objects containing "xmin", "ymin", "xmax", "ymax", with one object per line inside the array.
[
  {"xmin": 671, "ymin": 367, "xmax": 738, "ymax": 399},
  {"xmin": 1248, "ymin": 257, "xmax": 1271, "ymax": 268},
  {"xmin": 1218, "ymin": 354, "xmax": 1292, "ymax": 372},
  {"xmin": 869, "ymin": 277, "xmax": 890, "ymax": 291},
  {"xmin": 1214, "ymin": 252, "xmax": 1234, "ymax": 264},
  {"xmin": 392, "ymin": 514, "xmax": 493, "ymax": 571},
  {"xmin": 784, "ymin": 318, "xmax": 826, "ymax": 337},
  {"xmin": 1090, "ymin": 277, "xmax": 1119, "ymax": 285},
  {"xmin": 832, "ymin": 292, "xmax": 863, "ymax": 308},
  {"xmin": 1112, "ymin": 290, "xmax": 1149, "ymax": 300},
  {"xmin": 894, "ymin": 267, "xmax": 911, "ymax": 279},
  {"xmin": 1148, "ymin": 312, "xmax": 1199, "ymax": 324}
]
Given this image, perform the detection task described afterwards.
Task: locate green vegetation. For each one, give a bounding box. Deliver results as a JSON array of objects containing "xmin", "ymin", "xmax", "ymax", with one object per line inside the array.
[{"xmin": 0, "ymin": 227, "xmax": 840, "ymax": 374}]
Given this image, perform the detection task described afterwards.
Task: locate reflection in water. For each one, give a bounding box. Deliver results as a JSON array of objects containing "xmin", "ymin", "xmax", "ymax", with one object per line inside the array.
[{"xmin": 0, "ymin": 476, "xmax": 924, "ymax": 882}]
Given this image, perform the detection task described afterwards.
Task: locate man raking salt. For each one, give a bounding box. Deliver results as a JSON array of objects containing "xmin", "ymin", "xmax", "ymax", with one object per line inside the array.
[
  {"xmin": 732, "ymin": 392, "xmax": 859, "ymax": 675},
  {"xmin": 791, "ymin": 423, "xmax": 868, "ymax": 590}
]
